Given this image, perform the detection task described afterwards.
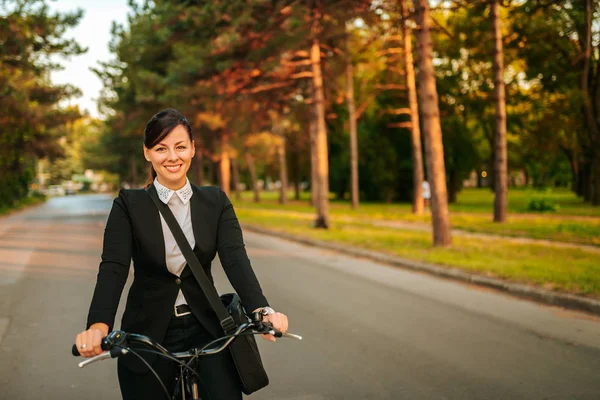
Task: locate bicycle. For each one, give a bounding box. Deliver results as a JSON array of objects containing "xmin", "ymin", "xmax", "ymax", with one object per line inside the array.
[{"xmin": 72, "ymin": 311, "xmax": 302, "ymax": 400}]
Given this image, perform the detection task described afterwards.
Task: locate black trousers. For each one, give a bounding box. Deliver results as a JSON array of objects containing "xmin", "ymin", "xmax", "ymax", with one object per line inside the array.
[{"xmin": 117, "ymin": 313, "xmax": 242, "ymax": 400}]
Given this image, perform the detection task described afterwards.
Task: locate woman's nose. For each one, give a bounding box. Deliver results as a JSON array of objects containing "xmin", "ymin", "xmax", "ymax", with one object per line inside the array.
[{"xmin": 167, "ymin": 149, "xmax": 179, "ymax": 161}]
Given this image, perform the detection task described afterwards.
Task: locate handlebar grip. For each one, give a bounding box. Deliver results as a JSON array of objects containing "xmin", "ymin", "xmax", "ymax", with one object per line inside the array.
[{"xmin": 72, "ymin": 340, "xmax": 109, "ymax": 356}]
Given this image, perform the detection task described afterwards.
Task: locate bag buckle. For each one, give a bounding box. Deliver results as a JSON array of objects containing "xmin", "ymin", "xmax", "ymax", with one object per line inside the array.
[{"xmin": 220, "ymin": 316, "xmax": 237, "ymax": 334}]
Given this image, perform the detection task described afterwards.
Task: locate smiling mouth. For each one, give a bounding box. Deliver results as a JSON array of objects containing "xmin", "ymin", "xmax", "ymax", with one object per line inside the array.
[{"xmin": 164, "ymin": 165, "xmax": 182, "ymax": 172}]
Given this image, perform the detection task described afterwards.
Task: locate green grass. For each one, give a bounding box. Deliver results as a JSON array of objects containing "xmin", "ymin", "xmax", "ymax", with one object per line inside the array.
[
  {"xmin": 451, "ymin": 187, "xmax": 600, "ymax": 216},
  {"xmin": 0, "ymin": 194, "xmax": 46, "ymax": 216},
  {"xmin": 236, "ymin": 208, "xmax": 600, "ymax": 299},
  {"xmin": 238, "ymin": 187, "xmax": 600, "ymax": 216},
  {"xmin": 233, "ymin": 188, "xmax": 600, "ymax": 246}
]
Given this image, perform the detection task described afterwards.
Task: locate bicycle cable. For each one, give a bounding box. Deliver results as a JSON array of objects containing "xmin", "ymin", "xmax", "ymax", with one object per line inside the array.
[
  {"xmin": 114, "ymin": 344, "xmax": 171, "ymax": 400},
  {"xmin": 131, "ymin": 348, "xmax": 203, "ymax": 379}
]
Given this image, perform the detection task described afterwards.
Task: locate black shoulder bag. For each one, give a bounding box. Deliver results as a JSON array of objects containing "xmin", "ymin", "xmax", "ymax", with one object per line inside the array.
[{"xmin": 146, "ymin": 188, "xmax": 269, "ymax": 395}]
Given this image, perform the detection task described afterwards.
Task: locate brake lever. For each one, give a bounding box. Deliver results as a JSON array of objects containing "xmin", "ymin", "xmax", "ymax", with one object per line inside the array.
[
  {"xmin": 78, "ymin": 347, "xmax": 128, "ymax": 368},
  {"xmin": 250, "ymin": 311, "xmax": 303, "ymax": 340}
]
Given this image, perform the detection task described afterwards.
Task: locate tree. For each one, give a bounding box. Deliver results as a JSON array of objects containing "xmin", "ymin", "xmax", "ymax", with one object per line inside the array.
[
  {"xmin": 581, "ymin": 0, "xmax": 600, "ymax": 204},
  {"xmin": 510, "ymin": 0, "xmax": 600, "ymax": 204},
  {"xmin": 0, "ymin": 0, "xmax": 84, "ymax": 206},
  {"xmin": 490, "ymin": 0, "xmax": 508, "ymax": 221},
  {"xmin": 400, "ymin": 0, "xmax": 425, "ymax": 215},
  {"xmin": 310, "ymin": 2, "xmax": 331, "ymax": 228},
  {"xmin": 345, "ymin": 22, "xmax": 360, "ymax": 209},
  {"xmin": 415, "ymin": 0, "xmax": 452, "ymax": 246}
]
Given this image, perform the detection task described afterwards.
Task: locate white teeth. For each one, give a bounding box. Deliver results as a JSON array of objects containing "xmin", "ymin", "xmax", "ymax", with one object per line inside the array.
[{"xmin": 165, "ymin": 165, "xmax": 181, "ymax": 172}]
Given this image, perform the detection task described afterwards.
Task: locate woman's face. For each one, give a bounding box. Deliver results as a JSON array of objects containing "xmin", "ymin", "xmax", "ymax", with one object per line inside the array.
[{"xmin": 143, "ymin": 124, "xmax": 195, "ymax": 190}]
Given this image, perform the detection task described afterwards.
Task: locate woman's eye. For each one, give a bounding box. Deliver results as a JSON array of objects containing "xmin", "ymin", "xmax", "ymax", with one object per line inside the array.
[
  {"xmin": 156, "ymin": 148, "xmax": 166, "ymax": 152},
  {"xmin": 177, "ymin": 146, "xmax": 186, "ymax": 150}
]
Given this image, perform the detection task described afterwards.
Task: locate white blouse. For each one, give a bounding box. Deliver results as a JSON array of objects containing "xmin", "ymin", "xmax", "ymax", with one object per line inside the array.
[{"xmin": 154, "ymin": 178, "xmax": 195, "ymax": 307}]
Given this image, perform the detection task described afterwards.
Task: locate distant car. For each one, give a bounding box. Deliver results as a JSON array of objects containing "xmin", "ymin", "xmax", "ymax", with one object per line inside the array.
[
  {"xmin": 65, "ymin": 188, "xmax": 75, "ymax": 195},
  {"xmin": 47, "ymin": 185, "xmax": 65, "ymax": 196}
]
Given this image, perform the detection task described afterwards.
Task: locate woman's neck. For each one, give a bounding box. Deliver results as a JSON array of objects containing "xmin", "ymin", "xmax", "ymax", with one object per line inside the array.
[{"xmin": 156, "ymin": 177, "xmax": 186, "ymax": 191}]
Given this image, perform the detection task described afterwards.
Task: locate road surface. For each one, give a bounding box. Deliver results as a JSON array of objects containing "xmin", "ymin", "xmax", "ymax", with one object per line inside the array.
[{"xmin": 1, "ymin": 194, "xmax": 599, "ymax": 399}]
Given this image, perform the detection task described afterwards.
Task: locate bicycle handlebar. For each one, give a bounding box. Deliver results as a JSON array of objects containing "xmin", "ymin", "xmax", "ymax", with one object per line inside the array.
[{"xmin": 72, "ymin": 318, "xmax": 302, "ymax": 367}]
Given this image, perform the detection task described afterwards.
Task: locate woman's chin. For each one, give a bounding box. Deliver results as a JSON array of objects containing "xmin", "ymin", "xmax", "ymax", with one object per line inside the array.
[{"xmin": 158, "ymin": 174, "xmax": 186, "ymax": 188}]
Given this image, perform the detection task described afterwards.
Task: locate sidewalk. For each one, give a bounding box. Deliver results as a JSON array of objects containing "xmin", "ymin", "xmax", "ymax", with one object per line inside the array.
[{"xmin": 243, "ymin": 224, "xmax": 600, "ymax": 317}]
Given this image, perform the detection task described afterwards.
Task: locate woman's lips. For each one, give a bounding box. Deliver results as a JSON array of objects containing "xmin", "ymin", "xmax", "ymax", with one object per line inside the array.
[{"xmin": 164, "ymin": 164, "xmax": 182, "ymax": 173}]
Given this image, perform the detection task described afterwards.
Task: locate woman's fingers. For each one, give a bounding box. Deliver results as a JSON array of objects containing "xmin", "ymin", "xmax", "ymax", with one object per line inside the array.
[
  {"xmin": 76, "ymin": 331, "xmax": 92, "ymax": 357},
  {"xmin": 75, "ymin": 328, "xmax": 105, "ymax": 357},
  {"xmin": 75, "ymin": 333, "xmax": 82, "ymax": 354},
  {"xmin": 91, "ymin": 329, "xmax": 104, "ymax": 355},
  {"xmin": 261, "ymin": 333, "xmax": 276, "ymax": 342},
  {"xmin": 272, "ymin": 313, "xmax": 288, "ymax": 333},
  {"xmin": 263, "ymin": 312, "xmax": 289, "ymax": 335}
]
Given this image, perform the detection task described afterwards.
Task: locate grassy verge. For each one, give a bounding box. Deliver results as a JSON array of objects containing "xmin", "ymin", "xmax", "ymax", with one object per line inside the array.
[
  {"xmin": 233, "ymin": 188, "xmax": 600, "ymax": 246},
  {"xmin": 0, "ymin": 194, "xmax": 46, "ymax": 216},
  {"xmin": 236, "ymin": 208, "xmax": 600, "ymax": 299},
  {"xmin": 238, "ymin": 187, "xmax": 600, "ymax": 216}
]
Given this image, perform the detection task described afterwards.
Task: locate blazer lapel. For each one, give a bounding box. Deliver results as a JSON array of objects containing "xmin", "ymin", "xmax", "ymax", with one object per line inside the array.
[{"xmin": 146, "ymin": 184, "xmax": 169, "ymax": 273}]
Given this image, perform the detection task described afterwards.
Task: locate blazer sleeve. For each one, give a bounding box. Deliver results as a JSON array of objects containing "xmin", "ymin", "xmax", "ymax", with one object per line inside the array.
[
  {"xmin": 216, "ymin": 189, "xmax": 269, "ymax": 314},
  {"xmin": 86, "ymin": 190, "xmax": 132, "ymax": 331}
]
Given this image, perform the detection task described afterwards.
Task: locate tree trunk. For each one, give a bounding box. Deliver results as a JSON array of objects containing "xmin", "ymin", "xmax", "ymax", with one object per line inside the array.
[
  {"xmin": 278, "ymin": 135, "xmax": 288, "ymax": 204},
  {"xmin": 582, "ymin": 0, "xmax": 600, "ymax": 205},
  {"xmin": 584, "ymin": 165, "xmax": 592, "ymax": 202},
  {"xmin": 311, "ymin": 20, "xmax": 330, "ymax": 228},
  {"xmin": 593, "ymin": 156, "xmax": 600, "ymax": 205},
  {"xmin": 491, "ymin": 0, "xmax": 508, "ymax": 222},
  {"xmin": 561, "ymin": 147, "xmax": 579, "ymax": 194},
  {"xmin": 292, "ymin": 131, "xmax": 301, "ymax": 200},
  {"xmin": 231, "ymin": 157, "xmax": 241, "ymax": 201},
  {"xmin": 386, "ymin": 188, "xmax": 393, "ymax": 203},
  {"xmin": 195, "ymin": 147, "xmax": 204, "ymax": 186},
  {"xmin": 400, "ymin": 0, "xmax": 425, "ymax": 216},
  {"xmin": 346, "ymin": 26, "xmax": 359, "ymax": 210},
  {"xmin": 415, "ymin": 0, "xmax": 452, "ymax": 247},
  {"xmin": 309, "ymin": 119, "xmax": 318, "ymax": 207},
  {"xmin": 220, "ymin": 131, "xmax": 231, "ymax": 198},
  {"xmin": 245, "ymin": 151, "xmax": 260, "ymax": 202}
]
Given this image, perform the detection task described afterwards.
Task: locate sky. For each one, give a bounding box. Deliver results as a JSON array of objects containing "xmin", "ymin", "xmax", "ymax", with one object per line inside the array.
[{"xmin": 48, "ymin": 0, "xmax": 131, "ymax": 118}]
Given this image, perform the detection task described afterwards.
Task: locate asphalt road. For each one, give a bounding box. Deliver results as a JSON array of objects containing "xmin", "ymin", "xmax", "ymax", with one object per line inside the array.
[{"xmin": 1, "ymin": 194, "xmax": 600, "ymax": 400}]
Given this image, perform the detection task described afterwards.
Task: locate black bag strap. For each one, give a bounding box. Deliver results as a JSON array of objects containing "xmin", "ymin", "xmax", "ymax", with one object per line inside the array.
[{"xmin": 145, "ymin": 187, "xmax": 237, "ymax": 334}]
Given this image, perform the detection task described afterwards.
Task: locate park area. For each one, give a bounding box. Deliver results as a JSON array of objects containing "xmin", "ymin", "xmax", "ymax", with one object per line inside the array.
[
  {"xmin": 2, "ymin": 1, "xmax": 600, "ymax": 306},
  {"xmin": 232, "ymin": 187, "xmax": 600, "ymax": 299},
  {"xmin": 3, "ymin": 2, "xmax": 600, "ymax": 399}
]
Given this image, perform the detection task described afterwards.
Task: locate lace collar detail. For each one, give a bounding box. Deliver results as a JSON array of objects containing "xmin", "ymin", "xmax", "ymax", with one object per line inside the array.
[{"xmin": 154, "ymin": 178, "xmax": 193, "ymax": 205}]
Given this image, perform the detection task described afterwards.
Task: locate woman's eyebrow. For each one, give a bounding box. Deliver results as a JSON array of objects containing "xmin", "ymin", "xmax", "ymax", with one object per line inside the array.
[{"xmin": 157, "ymin": 140, "xmax": 186, "ymax": 146}]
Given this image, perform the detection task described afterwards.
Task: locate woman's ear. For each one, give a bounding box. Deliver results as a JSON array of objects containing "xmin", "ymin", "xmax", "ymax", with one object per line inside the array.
[
  {"xmin": 191, "ymin": 140, "xmax": 196, "ymax": 157},
  {"xmin": 143, "ymin": 145, "xmax": 150, "ymax": 162}
]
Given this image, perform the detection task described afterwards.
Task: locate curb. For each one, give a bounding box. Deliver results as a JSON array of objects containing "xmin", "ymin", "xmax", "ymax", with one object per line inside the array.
[{"xmin": 243, "ymin": 224, "xmax": 600, "ymax": 317}]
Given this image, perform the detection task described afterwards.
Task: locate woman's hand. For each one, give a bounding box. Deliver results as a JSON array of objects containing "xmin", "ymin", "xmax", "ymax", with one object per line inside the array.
[
  {"xmin": 260, "ymin": 311, "xmax": 289, "ymax": 342},
  {"xmin": 75, "ymin": 323, "xmax": 109, "ymax": 357}
]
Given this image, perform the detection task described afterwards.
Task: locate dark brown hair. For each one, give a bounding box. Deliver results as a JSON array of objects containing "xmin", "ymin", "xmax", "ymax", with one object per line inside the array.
[{"xmin": 144, "ymin": 109, "xmax": 193, "ymax": 184}]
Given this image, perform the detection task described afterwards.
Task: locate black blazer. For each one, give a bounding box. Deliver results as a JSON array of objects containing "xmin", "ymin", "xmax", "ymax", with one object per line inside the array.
[{"xmin": 86, "ymin": 184, "xmax": 269, "ymax": 370}]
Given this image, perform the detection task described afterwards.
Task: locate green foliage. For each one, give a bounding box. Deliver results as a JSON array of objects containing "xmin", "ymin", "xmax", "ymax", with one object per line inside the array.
[
  {"xmin": 527, "ymin": 198, "xmax": 559, "ymax": 213},
  {"xmin": 0, "ymin": 0, "xmax": 84, "ymax": 207},
  {"xmin": 83, "ymin": 0, "xmax": 600, "ymax": 208}
]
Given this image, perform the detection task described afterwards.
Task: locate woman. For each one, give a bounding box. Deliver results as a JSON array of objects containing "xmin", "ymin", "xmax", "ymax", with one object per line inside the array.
[{"xmin": 75, "ymin": 109, "xmax": 289, "ymax": 399}]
